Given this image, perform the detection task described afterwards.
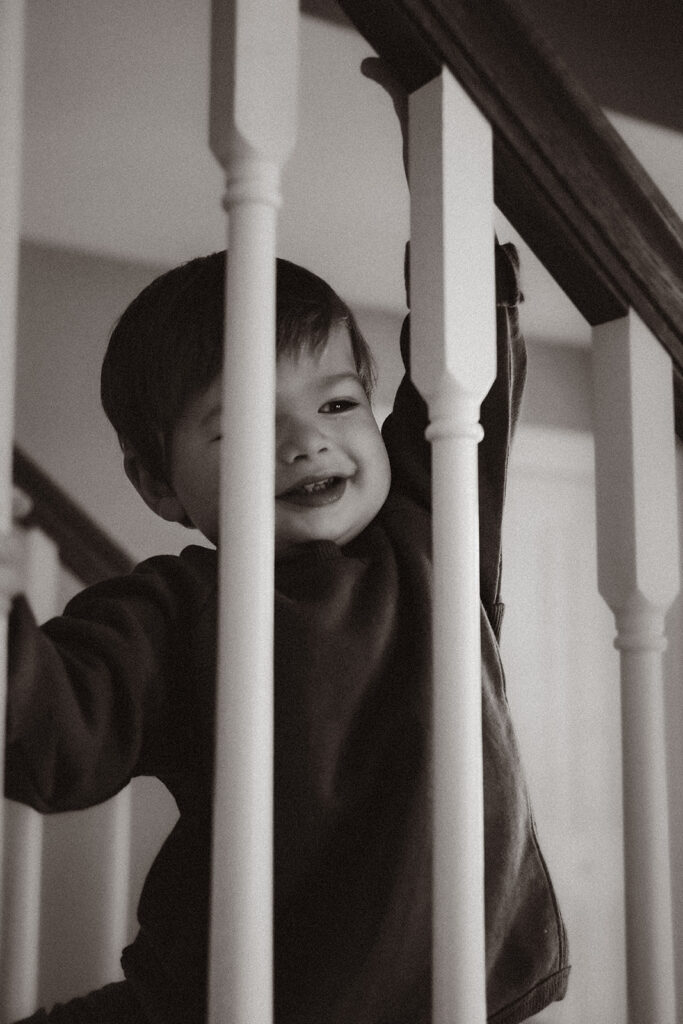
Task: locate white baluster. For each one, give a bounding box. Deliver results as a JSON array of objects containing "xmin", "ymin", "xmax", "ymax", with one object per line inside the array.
[
  {"xmin": 98, "ymin": 789, "xmax": 132, "ymax": 983},
  {"xmin": 409, "ymin": 70, "xmax": 496, "ymax": 1024},
  {"xmin": 208, "ymin": 2, "xmax": 298, "ymax": 1022},
  {"xmin": 592, "ymin": 310, "xmax": 680, "ymax": 1024},
  {"xmin": 1, "ymin": 526, "xmax": 58, "ymax": 1021},
  {"xmin": 0, "ymin": 1, "xmax": 25, "ymax": 1000},
  {"xmin": 1, "ymin": 802, "xmax": 42, "ymax": 1022}
]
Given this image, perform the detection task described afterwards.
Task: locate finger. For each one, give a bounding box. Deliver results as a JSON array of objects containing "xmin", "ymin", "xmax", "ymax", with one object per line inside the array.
[
  {"xmin": 361, "ymin": 58, "xmax": 407, "ymax": 120},
  {"xmin": 360, "ymin": 57, "xmax": 403, "ymax": 100},
  {"xmin": 360, "ymin": 56, "xmax": 410, "ymax": 183},
  {"xmin": 360, "ymin": 57, "xmax": 384, "ymax": 82}
]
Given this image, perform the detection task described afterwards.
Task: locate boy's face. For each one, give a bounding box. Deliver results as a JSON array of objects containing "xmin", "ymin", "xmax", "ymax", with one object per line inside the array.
[{"xmin": 166, "ymin": 324, "xmax": 391, "ymax": 553}]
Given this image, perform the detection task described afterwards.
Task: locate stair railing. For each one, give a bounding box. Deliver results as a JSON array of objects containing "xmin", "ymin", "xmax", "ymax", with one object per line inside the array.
[
  {"xmin": 209, "ymin": 2, "xmax": 682, "ymax": 1022},
  {"xmin": 1, "ymin": 2, "xmax": 681, "ymax": 1023}
]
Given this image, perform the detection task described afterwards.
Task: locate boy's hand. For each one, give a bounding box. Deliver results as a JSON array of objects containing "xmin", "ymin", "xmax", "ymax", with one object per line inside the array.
[{"xmin": 361, "ymin": 57, "xmax": 409, "ymax": 183}]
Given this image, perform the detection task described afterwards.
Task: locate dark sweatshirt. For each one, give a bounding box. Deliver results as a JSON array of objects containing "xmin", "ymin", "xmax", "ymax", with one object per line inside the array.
[{"xmin": 5, "ymin": 242, "xmax": 569, "ymax": 1023}]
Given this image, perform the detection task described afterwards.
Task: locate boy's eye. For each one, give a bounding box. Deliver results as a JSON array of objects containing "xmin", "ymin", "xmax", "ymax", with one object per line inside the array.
[{"xmin": 320, "ymin": 399, "xmax": 358, "ymax": 414}]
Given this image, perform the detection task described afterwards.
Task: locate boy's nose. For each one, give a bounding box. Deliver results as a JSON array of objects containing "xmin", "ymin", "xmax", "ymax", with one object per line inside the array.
[{"xmin": 277, "ymin": 421, "xmax": 330, "ymax": 464}]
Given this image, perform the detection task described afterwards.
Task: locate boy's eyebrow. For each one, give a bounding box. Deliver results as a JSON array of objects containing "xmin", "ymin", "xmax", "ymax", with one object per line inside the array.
[
  {"xmin": 199, "ymin": 373, "xmax": 361, "ymax": 427},
  {"xmin": 318, "ymin": 372, "xmax": 363, "ymax": 388}
]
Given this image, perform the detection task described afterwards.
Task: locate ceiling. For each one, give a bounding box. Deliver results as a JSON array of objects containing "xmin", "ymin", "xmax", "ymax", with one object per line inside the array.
[{"xmin": 20, "ymin": 0, "xmax": 683, "ymax": 346}]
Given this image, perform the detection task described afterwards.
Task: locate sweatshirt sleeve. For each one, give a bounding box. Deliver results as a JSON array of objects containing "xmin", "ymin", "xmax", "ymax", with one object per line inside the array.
[
  {"xmin": 5, "ymin": 555, "xmax": 200, "ymax": 813},
  {"xmin": 381, "ymin": 239, "xmax": 526, "ymax": 635}
]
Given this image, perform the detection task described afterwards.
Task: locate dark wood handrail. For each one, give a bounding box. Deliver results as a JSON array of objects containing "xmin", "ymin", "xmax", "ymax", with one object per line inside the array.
[
  {"xmin": 13, "ymin": 448, "xmax": 134, "ymax": 587},
  {"xmin": 337, "ymin": 0, "xmax": 683, "ymax": 436}
]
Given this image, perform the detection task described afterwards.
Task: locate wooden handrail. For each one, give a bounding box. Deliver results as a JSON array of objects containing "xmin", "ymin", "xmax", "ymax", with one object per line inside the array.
[
  {"xmin": 337, "ymin": 0, "xmax": 683, "ymax": 436},
  {"xmin": 13, "ymin": 447, "xmax": 134, "ymax": 587}
]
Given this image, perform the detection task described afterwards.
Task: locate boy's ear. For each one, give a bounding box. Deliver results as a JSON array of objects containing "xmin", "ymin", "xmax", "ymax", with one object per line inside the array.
[{"xmin": 123, "ymin": 445, "xmax": 187, "ymax": 525}]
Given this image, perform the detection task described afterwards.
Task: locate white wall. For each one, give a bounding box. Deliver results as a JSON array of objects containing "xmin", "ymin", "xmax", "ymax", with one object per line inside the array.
[{"xmin": 20, "ymin": 2, "xmax": 409, "ymax": 316}]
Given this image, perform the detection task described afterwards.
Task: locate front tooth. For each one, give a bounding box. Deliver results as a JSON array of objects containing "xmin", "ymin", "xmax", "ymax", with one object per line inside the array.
[{"xmin": 302, "ymin": 477, "xmax": 331, "ymax": 493}]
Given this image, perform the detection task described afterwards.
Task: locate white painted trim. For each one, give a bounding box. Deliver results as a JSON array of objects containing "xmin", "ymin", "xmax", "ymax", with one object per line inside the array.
[
  {"xmin": 591, "ymin": 312, "xmax": 678, "ymax": 1023},
  {"xmin": 0, "ymin": 6, "xmax": 26, "ymax": 1011},
  {"xmin": 208, "ymin": 3, "xmax": 299, "ymax": 1023},
  {"xmin": 410, "ymin": 68, "xmax": 495, "ymax": 1024}
]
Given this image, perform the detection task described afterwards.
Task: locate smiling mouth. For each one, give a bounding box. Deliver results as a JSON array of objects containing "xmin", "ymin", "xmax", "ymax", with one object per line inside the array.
[{"xmin": 277, "ymin": 475, "xmax": 347, "ymax": 508}]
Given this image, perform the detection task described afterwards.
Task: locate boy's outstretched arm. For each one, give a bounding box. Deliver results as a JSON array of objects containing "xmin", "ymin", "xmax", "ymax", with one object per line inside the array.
[
  {"xmin": 363, "ymin": 59, "xmax": 527, "ymax": 634},
  {"xmin": 5, "ymin": 554, "xmax": 203, "ymax": 813},
  {"xmin": 477, "ymin": 247, "xmax": 527, "ymax": 632}
]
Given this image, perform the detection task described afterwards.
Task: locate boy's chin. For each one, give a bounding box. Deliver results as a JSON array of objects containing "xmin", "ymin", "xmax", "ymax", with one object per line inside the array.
[
  {"xmin": 275, "ymin": 532, "xmax": 337, "ymax": 556},
  {"xmin": 275, "ymin": 520, "xmax": 367, "ymax": 556}
]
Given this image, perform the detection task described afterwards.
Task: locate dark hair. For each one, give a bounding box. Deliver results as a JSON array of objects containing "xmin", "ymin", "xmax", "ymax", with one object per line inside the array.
[{"xmin": 101, "ymin": 251, "xmax": 375, "ymax": 480}]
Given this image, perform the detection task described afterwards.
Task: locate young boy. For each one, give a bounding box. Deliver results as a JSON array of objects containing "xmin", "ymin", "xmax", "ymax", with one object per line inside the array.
[
  {"xmin": 5, "ymin": 70, "xmax": 569, "ymax": 1023},
  {"xmin": 6, "ymin": 244, "xmax": 568, "ymax": 1024}
]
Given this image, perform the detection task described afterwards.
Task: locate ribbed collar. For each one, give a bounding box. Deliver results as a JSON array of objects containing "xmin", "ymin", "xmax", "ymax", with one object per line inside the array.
[{"xmin": 275, "ymin": 540, "xmax": 342, "ymax": 570}]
